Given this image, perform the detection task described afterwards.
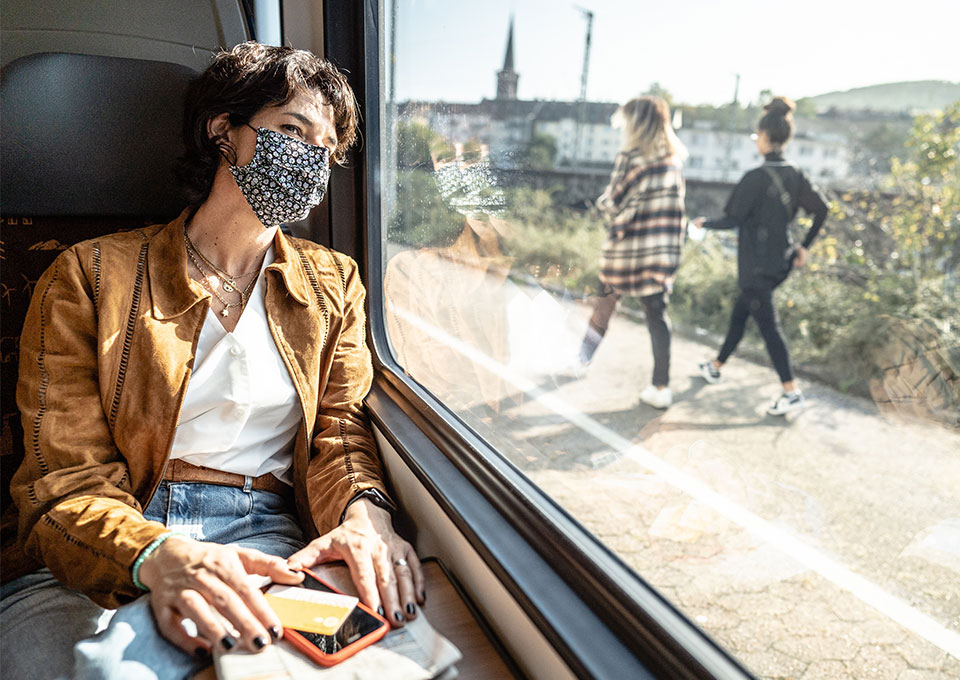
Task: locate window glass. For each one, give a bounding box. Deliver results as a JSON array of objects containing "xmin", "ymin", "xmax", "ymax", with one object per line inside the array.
[{"xmin": 378, "ymin": 2, "xmax": 960, "ymax": 677}]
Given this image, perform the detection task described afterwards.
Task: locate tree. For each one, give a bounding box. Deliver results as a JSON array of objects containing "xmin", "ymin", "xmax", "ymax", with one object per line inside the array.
[
  {"xmin": 644, "ymin": 82, "xmax": 673, "ymax": 108},
  {"xmin": 871, "ymin": 101, "xmax": 960, "ymax": 282},
  {"xmin": 794, "ymin": 97, "xmax": 817, "ymax": 118},
  {"xmin": 518, "ymin": 133, "xmax": 557, "ymax": 170},
  {"xmin": 396, "ymin": 120, "xmax": 455, "ymax": 168}
]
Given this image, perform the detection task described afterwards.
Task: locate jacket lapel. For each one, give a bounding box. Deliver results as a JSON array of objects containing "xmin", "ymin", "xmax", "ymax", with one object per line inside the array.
[{"xmin": 147, "ymin": 210, "xmax": 208, "ymax": 319}]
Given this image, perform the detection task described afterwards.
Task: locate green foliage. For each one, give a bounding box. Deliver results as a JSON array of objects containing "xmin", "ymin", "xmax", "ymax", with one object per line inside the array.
[
  {"xmin": 517, "ymin": 133, "xmax": 558, "ymax": 170},
  {"xmin": 852, "ymin": 122, "xmax": 911, "ymax": 174},
  {"xmin": 396, "ymin": 120, "xmax": 455, "ymax": 168},
  {"xmin": 644, "ymin": 82, "xmax": 674, "ymax": 108},
  {"xmin": 389, "ymin": 168, "xmax": 464, "ymax": 247},
  {"xmin": 669, "ymin": 241, "xmax": 739, "ymax": 330},
  {"xmin": 865, "ymin": 102, "xmax": 960, "ymax": 281},
  {"xmin": 794, "ymin": 97, "xmax": 817, "ymax": 118},
  {"xmin": 671, "ymin": 102, "xmax": 960, "ymax": 395},
  {"xmin": 677, "ymin": 102, "xmax": 762, "ymax": 132},
  {"xmin": 387, "ymin": 104, "xmax": 959, "ymax": 401},
  {"xmin": 498, "ymin": 187, "xmax": 605, "ymax": 290}
]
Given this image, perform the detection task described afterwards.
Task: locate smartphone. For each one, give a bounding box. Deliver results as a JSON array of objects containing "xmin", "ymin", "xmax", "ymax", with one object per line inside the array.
[{"xmin": 269, "ymin": 568, "xmax": 388, "ymax": 667}]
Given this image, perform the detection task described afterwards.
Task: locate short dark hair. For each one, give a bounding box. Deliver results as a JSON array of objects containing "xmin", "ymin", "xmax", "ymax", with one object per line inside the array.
[
  {"xmin": 177, "ymin": 41, "xmax": 359, "ymax": 207},
  {"xmin": 757, "ymin": 96, "xmax": 796, "ymax": 147}
]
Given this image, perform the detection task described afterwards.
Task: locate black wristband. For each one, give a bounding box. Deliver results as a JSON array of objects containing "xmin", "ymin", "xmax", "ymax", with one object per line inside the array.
[{"xmin": 339, "ymin": 489, "xmax": 396, "ymax": 523}]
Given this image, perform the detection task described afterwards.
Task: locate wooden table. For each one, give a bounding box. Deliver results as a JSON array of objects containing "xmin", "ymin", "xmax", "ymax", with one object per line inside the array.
[{"xmin": 196, "ymin": 558, "xmax": 516, "ymax": 679}]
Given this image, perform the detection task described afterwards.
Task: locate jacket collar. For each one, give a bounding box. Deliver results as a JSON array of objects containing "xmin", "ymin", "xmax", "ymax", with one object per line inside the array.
[
  {"xmin": 148, "ymin": 210, "xmax": 310, "ymax": 319},
  {"xmin": 265, "ymin": 226, "xmax": 311, "ymax": 308}
]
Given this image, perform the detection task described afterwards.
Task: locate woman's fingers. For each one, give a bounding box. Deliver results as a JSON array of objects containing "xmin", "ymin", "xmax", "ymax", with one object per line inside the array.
[
  {"xmin": 289, "ymin": 499, "xmax": 428, "ymax": 628},
  {"xmin": 392, "ymin": 549, "xmax": 420, "ymax": 622},
  {"xmin": 168, "ymin": 589, "xmax": 231, "ymax": 653},
  {"xmin": 141, "ymin": 538, "xmax": 294, "ymax": 653},
  {"xmin": 194, "ymin": 570, "xmax": 272, "ymax": 651},
  {"xmin": 341, "ymin": 541, "xmax": 386, "ymax": 617},
  {"xmin": 215, "ymin": 562, "xmax": 287, "ymax": 643},
  {"xmin": 151, "ymin": 597, "xmax": 214, "ymax": 659},
  {"xmin": 403, "ymin": 545, "xmax": 426, "ymax": 607},
  {"xmin": 284, "ymin": 537, "xmax": 332, "ymax": 571},
  {"xmin": 236, "ymin": 547, "xmax": 305, "ymax": 585},
  {"xmin": 370, "ymin": 543, "xmax": 405, "ymax": 626}
]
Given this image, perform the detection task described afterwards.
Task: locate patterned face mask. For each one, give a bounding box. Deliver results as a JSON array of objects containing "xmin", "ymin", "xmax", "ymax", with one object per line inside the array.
[{"xmin": 230, "ymin": 126, "xmax": 331, "ymax": 228}]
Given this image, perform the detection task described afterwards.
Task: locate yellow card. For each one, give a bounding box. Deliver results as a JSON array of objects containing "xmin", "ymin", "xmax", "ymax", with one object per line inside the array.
[{"xmin": 264, "ymin": 585, "xmax": 358, "ymax": 636}]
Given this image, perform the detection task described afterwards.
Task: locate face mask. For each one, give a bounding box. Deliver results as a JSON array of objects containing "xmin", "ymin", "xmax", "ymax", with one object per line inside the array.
[{"xmin": 230, "ymin": 126, "xmax": 331, "ymax": 228}]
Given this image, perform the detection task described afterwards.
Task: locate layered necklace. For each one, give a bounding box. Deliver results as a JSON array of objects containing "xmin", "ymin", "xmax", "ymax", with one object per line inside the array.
[{"xmin": 184, "ymin": 227, "xmax": 264, "ymax": 317}]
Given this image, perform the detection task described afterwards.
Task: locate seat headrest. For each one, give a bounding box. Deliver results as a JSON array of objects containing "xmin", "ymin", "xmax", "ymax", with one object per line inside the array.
[{"xmin": 0, "ymin": 52, "xmax": 198, "ymax": 218}]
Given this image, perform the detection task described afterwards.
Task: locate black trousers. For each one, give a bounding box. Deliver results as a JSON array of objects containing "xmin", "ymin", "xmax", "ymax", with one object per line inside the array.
[
  {"xmin": 717, "ymin": 287, "xmax": 794, "ymax": 383},
  {"xmin": 586, "ymin": 290, "xmax": 671, "ymax": 386}
]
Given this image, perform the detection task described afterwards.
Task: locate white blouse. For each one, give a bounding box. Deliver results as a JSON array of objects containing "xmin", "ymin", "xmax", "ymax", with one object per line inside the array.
[{"xmin": 169, "ymin": 246, "xmax": 300, "ymax": 484}]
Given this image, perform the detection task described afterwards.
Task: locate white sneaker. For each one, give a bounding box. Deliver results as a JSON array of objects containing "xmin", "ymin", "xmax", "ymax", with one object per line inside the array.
[
  {"xmin": 767, "ymin": 391, "xmax": 805, "ymax": 416},
  {"xmin": 639, "ymin": 385, "xmax": 672, "ymax": 409},
  {"xmin": 698, "ymin": 360, "xmax": 721, "ymax": 384}
]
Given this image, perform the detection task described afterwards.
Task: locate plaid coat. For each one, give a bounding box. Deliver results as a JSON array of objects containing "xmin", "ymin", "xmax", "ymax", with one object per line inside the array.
[{"xmin": 597, "ymin": 151, "xmax": 686, "ymax": 297}]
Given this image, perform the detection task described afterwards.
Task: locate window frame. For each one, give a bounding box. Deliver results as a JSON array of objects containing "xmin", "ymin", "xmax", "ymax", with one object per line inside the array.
[{"xmin": 321, "ymin": 2, "xmax": 756, "ymax": 678}]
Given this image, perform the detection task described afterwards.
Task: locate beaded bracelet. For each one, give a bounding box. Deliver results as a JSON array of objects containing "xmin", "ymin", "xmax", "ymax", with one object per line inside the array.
[{"xmin": 132, "ymin": 532, "xmax": 175, "ymax": 591}]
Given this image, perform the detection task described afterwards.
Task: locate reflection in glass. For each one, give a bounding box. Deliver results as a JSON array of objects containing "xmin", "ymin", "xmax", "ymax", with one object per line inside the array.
[{"xmin": 381, "ymin": 4, "xmax": 960, "ymax": 678}]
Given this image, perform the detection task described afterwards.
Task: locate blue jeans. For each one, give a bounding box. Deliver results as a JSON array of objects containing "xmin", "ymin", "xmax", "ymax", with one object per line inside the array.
[{"xmin": 0, "ymin": 482, "xmax": 305, "ymax": 680}]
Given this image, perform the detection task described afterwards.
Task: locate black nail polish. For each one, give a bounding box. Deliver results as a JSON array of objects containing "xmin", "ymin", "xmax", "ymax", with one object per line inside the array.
[
  {"xmin": 253, "ymin": 636, "xmax": 267, "ymax": 649},
  {"xmin": 406, "ymin": 603, "xmax": 415, "ymax": 615},
  {"xmin": 221, "ymin": 635, "xmax": 236, "ymax": 651},
  {"xmin": 393, "ymin": 610, "xmax": 404, "ymax": 623},
  {"xmin": 194, "ymin": 646, "xmax": 209, "ymax": 659},
  {"xmin": 376, "ymin": 605, "xmax": 385, "ymax": 617},
  {"xmin": 269, "ymin": 626, "xmax": 281, "ymax": 640},
  {"xmin": 420, "ymin": 590, "xmax": 426, "ymax": 604}
]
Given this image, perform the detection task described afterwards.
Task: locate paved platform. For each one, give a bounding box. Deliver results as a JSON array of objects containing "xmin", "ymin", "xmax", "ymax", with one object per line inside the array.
[{"xmin": 414, "ymin": 291, "xmax": 959, "ymax": 679}]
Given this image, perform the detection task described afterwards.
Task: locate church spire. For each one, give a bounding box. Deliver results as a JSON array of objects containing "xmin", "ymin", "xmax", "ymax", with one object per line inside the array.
[
  {"xmin": 496, "ymin": 17, "xmax": 518, "ymax": 101},
  {"xmin": 502, "ymin": 17, "xmax": 515, "ymax": 70}
]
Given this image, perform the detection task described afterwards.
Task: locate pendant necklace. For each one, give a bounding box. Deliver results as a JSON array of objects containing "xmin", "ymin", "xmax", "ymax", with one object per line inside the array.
[{"xmin": 184, "ymin": 235, "xmax": 260, "ymax": 317}]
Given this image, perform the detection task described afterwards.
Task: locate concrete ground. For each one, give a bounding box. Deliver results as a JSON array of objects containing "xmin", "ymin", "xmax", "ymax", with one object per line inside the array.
[{"xmin": 399, "ymin": 287, "xmax": 960, "ymax": 679}]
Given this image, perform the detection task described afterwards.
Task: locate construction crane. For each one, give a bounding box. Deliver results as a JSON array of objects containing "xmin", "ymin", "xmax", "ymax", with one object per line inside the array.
[{"xmin": 573, "ymin": 5, "xmax": 593, "ymax": 166}]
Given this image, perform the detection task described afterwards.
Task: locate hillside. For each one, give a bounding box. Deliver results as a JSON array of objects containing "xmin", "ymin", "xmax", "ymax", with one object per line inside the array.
[{"xmin": 804, "ymin": 81, "xmax": 960, "ymax": 113}]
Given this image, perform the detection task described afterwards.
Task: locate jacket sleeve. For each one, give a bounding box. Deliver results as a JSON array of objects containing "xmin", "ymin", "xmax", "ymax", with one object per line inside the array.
[
  {"xmin": 13, "ymin": 247, "xmax": 169, "ymax": 609},
  {"xmin": 305, "ymin": 254, "xmax": 391, "ymax": 536},
  {"xmin": 596, "ymin": 152, "xmax": 631, "ymax": 223},
  {"xmin": 797, "ymin": 171, "xmax": 829, "ymax": 248},
  {"xmin": 704, "ymin": 171, "xmax": 761, "ymax": 231}
]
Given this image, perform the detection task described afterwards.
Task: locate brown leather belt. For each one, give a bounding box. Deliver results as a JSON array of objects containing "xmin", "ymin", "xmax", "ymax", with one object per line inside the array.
[{"xmin": 163, "ymin": 459, "xmax": 292, "ymax": 499}]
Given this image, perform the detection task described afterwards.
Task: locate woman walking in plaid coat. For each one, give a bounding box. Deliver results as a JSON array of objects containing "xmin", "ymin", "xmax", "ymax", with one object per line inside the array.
[{"xmin": 579, "ymin": 96, "xmax": 687, "ymax": 409}]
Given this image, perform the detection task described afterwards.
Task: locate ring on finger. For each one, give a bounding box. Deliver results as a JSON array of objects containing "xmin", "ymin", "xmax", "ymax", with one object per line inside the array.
[{"xmin": 393, "ymin": 558, "xmax": 408, "ymax": 568}]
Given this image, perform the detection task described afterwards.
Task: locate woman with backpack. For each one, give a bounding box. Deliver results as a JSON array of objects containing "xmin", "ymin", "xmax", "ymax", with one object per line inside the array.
[{"xmin": 692, "ymin": 96, "xmax": 828, "ymax": 416}]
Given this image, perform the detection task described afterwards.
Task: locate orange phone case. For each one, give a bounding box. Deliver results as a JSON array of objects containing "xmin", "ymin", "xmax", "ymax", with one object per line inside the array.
[{"xmin": 280, "ymin": 567, "xmax": 389, "ymax": 667}]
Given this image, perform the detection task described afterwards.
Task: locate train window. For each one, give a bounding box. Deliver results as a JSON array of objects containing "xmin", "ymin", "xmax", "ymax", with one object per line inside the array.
[
  {"xmin": 374, "ymin": 2, "xmax": 960, "ymax": 678},
  {"xmin": 246, "ymin": 0, "xmax": 282, "ymax": 45}
]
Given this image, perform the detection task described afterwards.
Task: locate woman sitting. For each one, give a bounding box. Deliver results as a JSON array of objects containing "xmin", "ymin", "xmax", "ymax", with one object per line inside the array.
[{"xmin": 0, "ymin": 42, "xmax": 422, "ymax": 680}]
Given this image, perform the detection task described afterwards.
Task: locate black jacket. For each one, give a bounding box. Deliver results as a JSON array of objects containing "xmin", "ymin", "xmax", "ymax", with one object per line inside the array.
[{"xmin": 705, "ymin": 152, "xmax": 828, "ymax": 289}]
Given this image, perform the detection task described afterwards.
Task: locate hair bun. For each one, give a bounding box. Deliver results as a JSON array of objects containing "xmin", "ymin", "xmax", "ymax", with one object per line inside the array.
[{"xmin": 763, "ymin": 96, "xmax": 796, "ymax": 117}]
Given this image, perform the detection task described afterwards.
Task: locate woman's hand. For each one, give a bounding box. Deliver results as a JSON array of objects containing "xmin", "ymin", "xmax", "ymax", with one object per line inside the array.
[
  {"xmin": 286, "ymin": 499, "xmax": 425, "ymax": 627},
  {"xmin": 137, "ymin": 535, "xmax": 305, "ymax": 656},
  {"xmin": 687, "ymin": 217, "xmax": 707, "ymax": 242},
  {"xmin": 793, "ymin": 245, "xmax": 808, "ymax": 268}
]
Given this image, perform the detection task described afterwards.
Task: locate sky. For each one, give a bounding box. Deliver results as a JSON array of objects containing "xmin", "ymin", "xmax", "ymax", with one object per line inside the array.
[{"xmin": 389, "ymin": 0, "xmax": 960, "ymax": 107}]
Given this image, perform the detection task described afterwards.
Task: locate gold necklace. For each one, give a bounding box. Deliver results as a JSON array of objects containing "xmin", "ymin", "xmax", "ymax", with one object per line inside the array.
[
  {"xmin": 186, "ymin": 245, "xmax": 241, "ymax": 316},
  {"xmin": 184, "ymin": 228, "xmax": 262, "ymax": 293},
  {"xmin": 185, "ymin": 243, "xmax": 258, "ymax": 317}
]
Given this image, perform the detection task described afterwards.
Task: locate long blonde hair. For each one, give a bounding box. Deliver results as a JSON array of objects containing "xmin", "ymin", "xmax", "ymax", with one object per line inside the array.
[{"xmin": 613, "ymin": 96, "xmax": 687, "ymax": 161}]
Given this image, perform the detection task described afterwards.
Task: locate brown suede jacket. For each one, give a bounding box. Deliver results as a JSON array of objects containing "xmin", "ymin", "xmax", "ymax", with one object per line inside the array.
[{"xmin": 3, "ymin": 211, "xmax": 389, "ymax": 609}]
